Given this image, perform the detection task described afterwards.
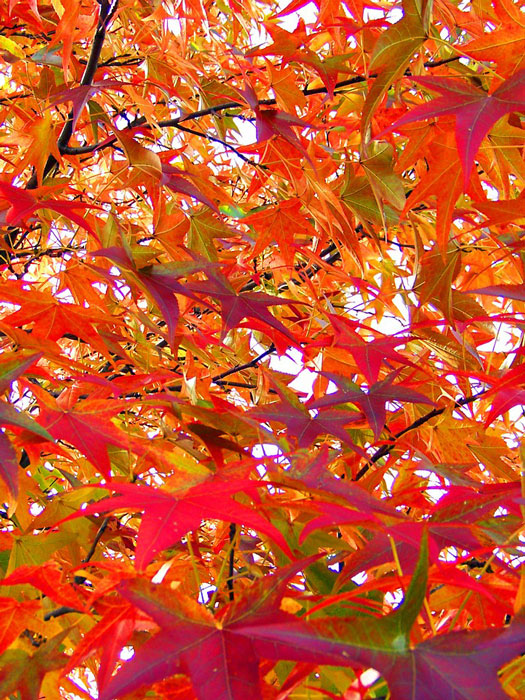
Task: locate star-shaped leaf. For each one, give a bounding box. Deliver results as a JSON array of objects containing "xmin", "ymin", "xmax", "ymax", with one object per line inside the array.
[
  {"xmin": 247, "ymin": 380, "xmax": 364, "ymax": 452},
  {"xmin": 310, "ymin": 371, "xmax": 433, "ymax": 440},
  {"xmin": 64, "ymin": 478, "xmax": 292, "ymax": 569},
  {"xmin": 381, "ymin": 69, "xmax": 525, "ymax": 188},
  {"xmin": 328, "ymin": 315, "xmax": 415, "ymax": 384},
  {"xmin": 29, "ymin": 383, "xmax": 141, "ymax": 478},
  {"xmin": 0, "ymin": 182, "xmax": 101, "ymax": 238},
  {"xmin": 0, "ymin": 630, "xmax": 69, "ymax": 700},
  {"xmin": 188, "ymin": 271, "xmax": 301, "ymax": 343}
]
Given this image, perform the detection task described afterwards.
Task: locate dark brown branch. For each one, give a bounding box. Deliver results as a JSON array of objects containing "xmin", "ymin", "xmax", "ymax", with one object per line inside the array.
[
  {"xmin": 354, "ymin": 389, "xmax": 489, "ymax": 481},
  {"xmin": 61, "ymin": 77, "xmax": 368, "ymax": 157},
  {"xmin": 173, "ymin": 123, "xmax": 266, "ymax": 168},
  {"xmin": 0, "ymin": 2, "xmax": 119, "ymax": 263},
  {"xmin": 83, "ymin": 516, "xmax": 110, "ymax": 563},
  {"xmin": 59, "ymin": 56, "xmax": 459, "ymax": 159},
  {"xmin": 227, "ymin": 522, "xmax": 236, "ymax": 601},
  {"xmin": 211, "ymin": 344, "xmax": 276, "ymax": 383},
  {"xmin": 44, "ymin": 605, "xmax": 83, "ymax": 620},
  {"xmin": 55, "ymin": 1, "xmax": 119, "ymax": 163}
]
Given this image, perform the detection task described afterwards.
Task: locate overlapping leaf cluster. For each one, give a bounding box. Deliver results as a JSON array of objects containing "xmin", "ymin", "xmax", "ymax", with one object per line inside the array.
[{"xmin": 0, "ymin": 0, "xmax": 524, "ymax": 698}]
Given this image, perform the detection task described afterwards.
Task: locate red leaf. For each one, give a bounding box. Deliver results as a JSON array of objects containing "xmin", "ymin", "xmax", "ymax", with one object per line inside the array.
[
  {"xmin": 29, "ymin": 384, "xmax": 141, "ymax": 478},
  {"xmin": 0, "ymin": 597, "xmax": 40, "ymax": 655},
  {"xmin": 0, "ymin": 432, "xmax": 19, "ymax": 497},
  {"xmin": 381, "ymin": 70, "xmax": 525, "ymax": 188},
  {"xmin": 63, "ymin": 478, "xmax": 293, "ymax": 569},
  {"xmin": 311, "ymin": 371, "xmax": 433, "ymax": 440},
  {"xmin": 468, "ymin": 284, "xmax": 525, "ymax": 302},
  {"xmin": 328, "ymin": 315, "xmax": 416, "ymax": 384},
  {"xmin": 248, "ymin": 381, "xmax": 364, "ymax": 452},
  {"xmin": 188, "ymin": 270, "xmax": 301, "ymax": 343},
  {"xmin": 0, "ymin": 182, "xmax": 101, "ymax": 238},
  {"xmin": 0, "ymin": 562, "xmax": 86, "ymax": 610}
]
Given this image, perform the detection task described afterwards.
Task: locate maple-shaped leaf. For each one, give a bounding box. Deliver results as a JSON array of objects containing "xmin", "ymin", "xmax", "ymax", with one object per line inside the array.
[
  {"xmin": 188, "ymin": 270, "xmax": 301, "ymax": 343},
  {"xmin": 0, "ymin": 182, "xmax": 100, "ymax": 238},
  {"xmin": 247, "ymin": 21, "xmax": 351, "ymax": 98},
  {"xmin": 236, "ymin": 80, "xmax": 313, "ymax": 157},
  {"xmin": 0, "ymin": 630, "xmax": 69, "ymax": 700},
  {"xmin": 311, "ymin": 371, "xmax": 433, "ymax": 440},
  {"xmin": 328, "ymin": 315, "xmax": 415, "ymax": 384},
  {"xmin": 247, "ymin": 379, "xmax": 364, "ymax": 452},
  {"xmin": 1, "ymin": 282, "xmax": 118, "ymax": 354},
  {"xmin": 285, "ymin": 446, "xmax": 403, "ymax": 520},
  {"xmin": 64, "ymin": 478, "xmax": 293, "ymax": 569},
  {"xmin": 94, "ymin": 558, "xmax": 317, "ymax": 700},
  {"xmin": 93, "ymin": 246, "xmax": 206, "ymax": 345},
  {"xmin": 335, "ymin": 480, "xmax": 522, "ymax": 581},
  {"xmin": 243, "ymin": 199, "xmax": 316, "ymax": 267},
  {"xmin": 381, "ymin": 69, "xmax": 525, "ymax": 188},
  {"xmin": 29, "ymin": 383, "xmax": 142, "ymax": 478}
]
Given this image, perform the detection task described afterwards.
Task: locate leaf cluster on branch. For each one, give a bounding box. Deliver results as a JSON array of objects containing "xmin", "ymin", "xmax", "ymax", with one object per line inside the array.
[{"xmin": 0, "ymin": 0, "xmax": 524, "ymax": 698}]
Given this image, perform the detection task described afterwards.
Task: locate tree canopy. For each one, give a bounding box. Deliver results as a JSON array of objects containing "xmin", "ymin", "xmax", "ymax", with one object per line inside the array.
[{"xmin": 0, "ymin": 0, "xmax": 524, "ymax": 698}]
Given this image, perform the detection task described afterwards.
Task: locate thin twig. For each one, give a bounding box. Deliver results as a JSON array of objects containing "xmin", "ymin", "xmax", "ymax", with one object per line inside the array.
[
  {"xmin": 354, "ymin": 389, "xmax": 489, "ymax": 481},
  {"xmin": 44, "ymin": 605, "xmax": 83, "ymax": 620},
  {"xmin": 173, "ymin": 122, "xmax": 266, "ymax": 168},
  {"xmin": 211, "ymin": 344, "xmax": 276, "ymax": 383},
  {"xmin": 83, "ymin": 516, "xmax": 111, "ymax": 563},
  {"xmin": 227, "ymin": 522, "xmax": 236, "ymax": 601},
  {"xmin": 33, "ymin": 0, "xmax": 119, "ymax": 183}
]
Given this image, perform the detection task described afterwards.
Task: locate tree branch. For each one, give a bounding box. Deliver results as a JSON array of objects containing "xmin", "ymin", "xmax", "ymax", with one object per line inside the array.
[
  {"xmin": 354, "ymin": 389, "xmax": 489, "ymax": 481},
  {"xmin": 227, "ymin": 522, "xmax": 236, "ymax": 601},
  {"xmin": 0, "ymin": 2, "xmax": 119, "ymax": 263},
  {"xmin": 51, "ymin": 0, "xmax": 119, "ymax": 168},
  {"xmin": 211, "ymin": 344, "xmax": 276, "ymax": 383},
  {"xmin": 44, "ymin": 605, "xmax": 83, "ymax": 620},
  {"xmin": 173, "ymin": 122, "xmax": 266, "ymax": 168}
]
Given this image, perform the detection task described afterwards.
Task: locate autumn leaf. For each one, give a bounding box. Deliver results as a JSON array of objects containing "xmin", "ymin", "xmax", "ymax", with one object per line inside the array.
[
  {"xmin": 0, "ymin": 182, "xmax": 100, "ymax": 238},
  {"xmin": 468, "ymin": 284, "xmax": 525, "ymax": 302},
  {"xmin": 381, "ymin": 69, "xmax": 525, "ymax": 187},
  {"xmin": 248, "ymin": 378, "xmax": 365, "ymax": 452},
  {"xmin": 99, "ymin": 535, "xmax": 525, "ymax": 700},
  {"xmin": 62, "ymin": 478, "xmax": 293, "ymax": 569},
  {"xmin": 188, "ymin": 270, "xmax": 302, "ymax": 343},
  {"xmin": 2, "ymin": 1, "xmax": 525, "ymax": 698},
  {"xmin": 29, "ymin": 383, "xmax": 143, "ymax": 478},
  {"xmin": 362, "ymin": 0, "xmax": 432, "ymax": 137},
  {"xmin": 243, "ymin": 199, "xmax": 316, "ymax": 267},
  {"xmin": 310, "ymin": 371, "xmax": 434, "ymax": 440},
  {"xmin": 0, "ymin": 630, "xmax": 69, "ymax": 700},
  {"xmin": 327, "ymin": 314, "xmax": 416, "ymax": 384}
]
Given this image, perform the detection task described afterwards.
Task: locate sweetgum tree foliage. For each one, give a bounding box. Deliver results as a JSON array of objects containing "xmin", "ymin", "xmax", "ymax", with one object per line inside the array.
[{"xmin": 0, "ymin": 0, "xmax": 525, "ymax": 697}]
